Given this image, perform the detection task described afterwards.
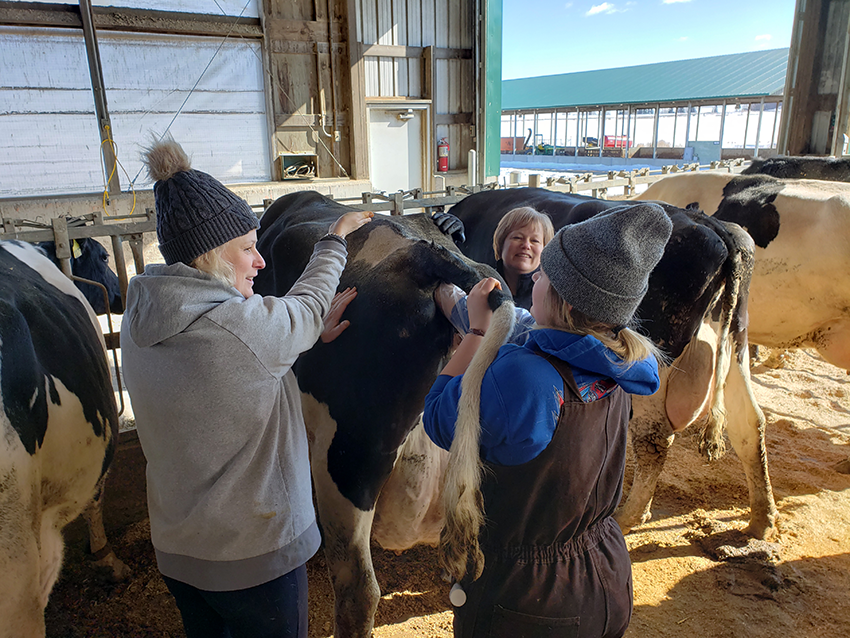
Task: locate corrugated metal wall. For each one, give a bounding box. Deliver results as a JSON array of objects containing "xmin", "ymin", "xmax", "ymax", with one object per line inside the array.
[{"xmin": 357, "ymin": 0, "xmax": 475, "ymax": 170}]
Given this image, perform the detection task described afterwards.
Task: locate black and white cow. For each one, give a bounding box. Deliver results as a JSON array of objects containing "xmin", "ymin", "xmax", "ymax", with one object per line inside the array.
[
  {"xmin": 742, "ymin": 155, "xmax": 850, "ymax": 182},
  {"xmin": 0, "ymin": 240, "xmax": 122, "ymax": 636},
  {"xmin": 37, "ymin": 237, "xmax": 123, "ymax": 315},
  {"xmin": 635, "ymin": 171, "xmax": 850, "ymax": 372},
  {"xmin": 449, "ymin": 187, "xmax": 774, "ymax": 538},
  {"xmin": 253, "ymin": 191, "xmax": 503, "ymax": 638},
  {"xmin": 253, "ymin": 189, "xmax": 771, "ymax": 638}
]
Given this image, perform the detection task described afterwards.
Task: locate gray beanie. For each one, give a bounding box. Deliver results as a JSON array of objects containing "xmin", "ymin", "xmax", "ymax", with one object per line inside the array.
[
  {"xmin": 539, "ymin": 202, "xmax": 673, "ymax": 325},
  {"xmin": 143, "ymin": 138, "xmax": 259, "ymax": 265}
]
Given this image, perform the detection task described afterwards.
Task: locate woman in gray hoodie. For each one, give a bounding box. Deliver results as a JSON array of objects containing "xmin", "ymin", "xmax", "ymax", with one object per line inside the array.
[{"xmin": 120, "ymin": 138, "xmax": 372, "ymax": 638}]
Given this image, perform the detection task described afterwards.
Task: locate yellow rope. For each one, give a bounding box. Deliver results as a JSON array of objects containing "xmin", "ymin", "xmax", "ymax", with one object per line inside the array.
[{"xmin": 100, "ymin": 124, "xmax": 136, "ymax": 217}]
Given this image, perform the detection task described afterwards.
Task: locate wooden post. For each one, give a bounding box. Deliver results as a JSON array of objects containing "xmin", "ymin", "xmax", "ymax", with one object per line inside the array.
[{"xmin": 345, "ymin": 0, "xmax": 369, "ymax": 180}]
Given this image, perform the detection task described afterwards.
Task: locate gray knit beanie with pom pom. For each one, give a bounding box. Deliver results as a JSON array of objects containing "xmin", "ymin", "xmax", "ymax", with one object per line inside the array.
[
  {"xmin": 540, "ymin": 202, "xmax": 673, "ymax": 326},
  {"xmin": 143, "ymin": 137, "xmax": 259, "ymax": 265}
]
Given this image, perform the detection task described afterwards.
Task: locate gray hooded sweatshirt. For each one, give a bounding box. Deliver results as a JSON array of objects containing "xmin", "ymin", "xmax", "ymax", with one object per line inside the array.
[{"xmin": 120, "ymin": 240, "xmax": 345, "ymax": 591}]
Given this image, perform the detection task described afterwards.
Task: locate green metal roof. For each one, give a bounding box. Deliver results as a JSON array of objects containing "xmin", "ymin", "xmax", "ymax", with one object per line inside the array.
[{"xmin": 502, "ymin": 48, "xmax": 789, "ymax": 111}]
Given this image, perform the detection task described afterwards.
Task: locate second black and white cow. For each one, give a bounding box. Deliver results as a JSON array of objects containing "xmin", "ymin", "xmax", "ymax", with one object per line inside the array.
[
  {"xmin": 253, "ymin": 189, "xmax": 772, "ymax": 638},
  {"xmin": 0, "ymin": 240, "xmax": 121, "ymax": 637},
  {"xmin": 37, "ymin": 237, "xmax": 123, "ymax": 315},
  {"xmin": 448, "ymin": 187, "xmax": 774, "ymax": 540},
  {"xmin": 635, "ymin": 171, "xmax": 850, "ymax": 372}
]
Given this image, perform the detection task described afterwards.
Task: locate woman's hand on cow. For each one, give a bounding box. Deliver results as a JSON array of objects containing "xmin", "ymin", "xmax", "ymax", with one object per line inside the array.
[
  {"xmin": 330, "ymin": 211, "xmax": 375, "ymax": 238},
  {"xmin": 321, "ymin": 287, "xmax": 358, "ymax": 343},
  {"xmin": 467, "ymin": 277, "xmax": 501, "ymax": 335}
]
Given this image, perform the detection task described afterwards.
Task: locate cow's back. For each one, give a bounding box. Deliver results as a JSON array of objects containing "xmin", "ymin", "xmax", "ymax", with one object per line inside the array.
[
  {"xmin": 636, "ymin": 171, "xmax": 735, "ymax": 213},
  {"xmin": 742, "ymin": 156, "xmax": 850, "ymax": 182}
]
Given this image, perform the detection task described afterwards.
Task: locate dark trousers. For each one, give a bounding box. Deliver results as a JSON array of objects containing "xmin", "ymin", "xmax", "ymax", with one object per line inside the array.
[{"xmin": 162, "ymin": 565, "xmax": 308, "ymax": 638}]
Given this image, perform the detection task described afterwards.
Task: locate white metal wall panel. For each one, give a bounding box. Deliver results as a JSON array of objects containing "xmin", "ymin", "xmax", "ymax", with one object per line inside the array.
[
  {"xmin": 5, "ymin": 0, "xmax": 260, "ymax": 16},
  {"xmin": 99, "ymin": 31, "xmax": 270, "ymax": 188},
  {"xmin": 377, "ymin": 0, "xmax": 395, "ymax": 96},
  {"xmin": 405, "ymin": 0, "xmax": 422, "ymax": 96},
  {"xmin": 362, "ymin": 0, "xmax": 470, "ymax": 98},
  {"xmin": 363, "ymin": 0, "xmax": 380, "ymax": 96},
  {"xmin": 420, "ymin": 0, "xmax": 436, "ymax": 47},
  {"xmin": 0, "ymin": 27, "xmax": 104, "ymax": 197},
  {"xmin": 94, "ymin": 1, "xmax": 260, "ymax": 17},
  {"xmin": 434, "ymin": 0, "xmax": 448, "ymax": 48},
  {"xmin": 393, "ymin": 0, "xmax": 409, "ymax": 96}
]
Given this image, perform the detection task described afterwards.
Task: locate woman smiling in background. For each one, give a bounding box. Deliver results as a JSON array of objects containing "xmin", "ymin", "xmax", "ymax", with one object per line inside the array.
[{"xmin": 492, "ymin": 207, "xmax": 554, "ymax": 309}]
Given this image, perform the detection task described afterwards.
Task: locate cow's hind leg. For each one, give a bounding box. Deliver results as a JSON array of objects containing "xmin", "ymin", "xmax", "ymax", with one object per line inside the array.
[
  {"xmin": 81, "ymin": 474, "xmax": 131, "ymax": 581},
  {"xmin": 319, "ymin": 506, "xmax": 380, "ymax": 638},
  {"xmin": 724, "ymin": 349, "xmax": 777, "ymax": 539},
  {"xmin": 303, "ymin": 395, "xmax": 381, "ymax": 638},
  {"xmin": 0, "ymin": 461, "xmax": 47, "ymax": 637},
  {"xmin": 615, "ymin": 403, "xmax": 675, "ymax": 533}
]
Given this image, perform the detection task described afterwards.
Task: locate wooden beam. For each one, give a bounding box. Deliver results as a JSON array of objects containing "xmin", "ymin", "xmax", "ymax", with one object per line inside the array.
[
  {"xmin": 345, "ymin": 0, "xmax": 368, "ymax": 180},
  {"xmin": 435, "ymin": 112, "xmax": 473, "ymax": 125},
  {"xmin": 361, "ymin": 43, "xmax": 472, "ymax": 60},
  {"xmin": 265, "ymin": 17, "xmax": 345, "ymax": 43}
]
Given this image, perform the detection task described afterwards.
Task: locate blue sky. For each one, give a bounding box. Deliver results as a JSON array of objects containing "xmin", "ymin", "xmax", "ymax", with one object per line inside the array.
[{"xmin": 502, "ymin": 0, "xmax": 798, "ymax": 79}]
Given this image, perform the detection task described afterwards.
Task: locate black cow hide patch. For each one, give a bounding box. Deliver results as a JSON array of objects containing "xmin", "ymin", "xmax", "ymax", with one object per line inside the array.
[
  {"xmin": 714, "ymin": 175, "xmax": 783, "ymax": 249},
  {"xmin": 0, "ymin": 243, "xmax": 116, "ymax": 471}
]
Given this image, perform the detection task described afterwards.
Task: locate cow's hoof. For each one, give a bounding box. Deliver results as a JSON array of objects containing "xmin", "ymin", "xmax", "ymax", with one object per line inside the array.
[
  {"xmin": 833, "ymin": 458, "xmax": 850, "ymax": 474},
  {"xmin": 92, "ymin": 552, "xmax": 132, "ymax": 582},
  {"xmin": 744, "ymin": 518, "xmax": 778, "ymax": 542},
  {"xmin": 761, "ymin": 350, "xmax": 788, "ymax": 369},
  {"xmin": 698, "ymin": 438, "xmax": 726, "ymax": 461}
]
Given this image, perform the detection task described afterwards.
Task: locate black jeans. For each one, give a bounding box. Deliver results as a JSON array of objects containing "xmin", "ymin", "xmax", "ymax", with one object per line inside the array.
[{"xmin": 162, "ymin": 564, "xmax": 308, "ymax": 638}]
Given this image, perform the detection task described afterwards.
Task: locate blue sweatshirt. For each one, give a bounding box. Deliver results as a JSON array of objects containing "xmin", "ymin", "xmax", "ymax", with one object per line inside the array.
[{"xmin": 423, "ymin": 328, "xmax": 660, "ymax": 466}]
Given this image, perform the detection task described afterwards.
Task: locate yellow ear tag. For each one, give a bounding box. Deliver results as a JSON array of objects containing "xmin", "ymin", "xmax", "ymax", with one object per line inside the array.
[{"xmin": 72, "ymin": 240, "xmax": 82, "ymax": 259}]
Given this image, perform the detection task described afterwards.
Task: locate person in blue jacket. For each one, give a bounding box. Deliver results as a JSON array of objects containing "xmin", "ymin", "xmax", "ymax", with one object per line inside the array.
[{"xmin": 425, "ymin": 202, "xmax": 673, "ymax": 638}]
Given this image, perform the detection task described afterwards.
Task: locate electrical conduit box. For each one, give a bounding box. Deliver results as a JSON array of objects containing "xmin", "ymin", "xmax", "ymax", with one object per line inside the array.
[{"xmin": 278, "ymin": 153, "xmax": 317, "ymax": 179}]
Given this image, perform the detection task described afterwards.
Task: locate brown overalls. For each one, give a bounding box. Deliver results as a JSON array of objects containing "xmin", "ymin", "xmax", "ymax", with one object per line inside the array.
[{"xmin": 454, "ymin": 355, "xmax": 633, "ymax": 638}]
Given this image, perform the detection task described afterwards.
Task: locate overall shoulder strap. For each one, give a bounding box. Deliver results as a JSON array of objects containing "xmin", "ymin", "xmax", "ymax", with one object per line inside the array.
[{"xmin": 534, "ymin": 351, "xmax": 582, "ymax": 401}]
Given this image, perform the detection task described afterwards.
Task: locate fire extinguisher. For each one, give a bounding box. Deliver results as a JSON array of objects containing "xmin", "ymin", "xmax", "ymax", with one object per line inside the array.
[{"xmin": 437, "ymin": 137, "xmax": 449, "ymax": 172}]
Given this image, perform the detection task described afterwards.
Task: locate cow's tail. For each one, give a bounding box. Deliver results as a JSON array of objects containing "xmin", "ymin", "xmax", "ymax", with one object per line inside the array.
[
  {"xmin": 700, "ymin": 224, "xmax": 753, "ymax": 460},
  {"xmin": 699, "ymin": 280, "xmax": 734, "ymax": 460},
  {"xmin": 439, "ymin": 299, "xmax": 516, "ymax": 582}
]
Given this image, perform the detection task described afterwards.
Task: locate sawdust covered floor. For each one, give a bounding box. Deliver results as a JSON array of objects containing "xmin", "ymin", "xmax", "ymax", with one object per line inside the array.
[{"xmin": 45, "ymin": 348, "xmax": 850, "ymax": 637}]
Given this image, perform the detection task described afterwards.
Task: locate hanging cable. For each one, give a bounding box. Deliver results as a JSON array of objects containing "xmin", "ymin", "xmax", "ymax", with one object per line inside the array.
[{"xmin": 99, "ymin": 124, "xmax": 136, "ymax": 217}]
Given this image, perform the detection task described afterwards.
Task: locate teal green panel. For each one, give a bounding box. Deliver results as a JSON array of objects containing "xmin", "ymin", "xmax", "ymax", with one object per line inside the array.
[
  {"xmin": 502, "ymin": 48, "xmax": 789, "ymax": 110},
  {"xmin": 483, "ymin": 0, "xmax": 502, "ymax": 179}
]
